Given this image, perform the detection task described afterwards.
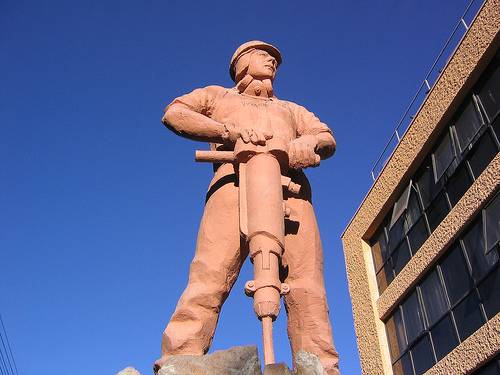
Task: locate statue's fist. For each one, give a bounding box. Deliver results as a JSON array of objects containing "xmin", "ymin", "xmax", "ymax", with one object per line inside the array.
[
  {"xmin": 223, "ymin": 123, "xmax": 273, "ymax": 146},
  {"xmin": 288, "ymin": 135, "xmax": 320, "ymax": 169}
]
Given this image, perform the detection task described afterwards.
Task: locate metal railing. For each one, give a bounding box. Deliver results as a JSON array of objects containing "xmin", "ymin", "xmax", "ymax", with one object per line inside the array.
[{"xmin": 370, "ymin": 0, "xmax": 485, "ymax": 181}]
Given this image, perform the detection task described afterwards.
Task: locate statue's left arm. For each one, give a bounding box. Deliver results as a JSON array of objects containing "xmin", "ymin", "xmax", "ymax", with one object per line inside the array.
[{"xmin": 289, "ymin": 103, "xmax": 336, "ymax": 169}]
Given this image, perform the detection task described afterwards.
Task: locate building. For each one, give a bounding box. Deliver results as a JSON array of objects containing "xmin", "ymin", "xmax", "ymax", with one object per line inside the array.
[{"xmin": 341, "ymin": 1, "xmax": 499, "ymax": 374}]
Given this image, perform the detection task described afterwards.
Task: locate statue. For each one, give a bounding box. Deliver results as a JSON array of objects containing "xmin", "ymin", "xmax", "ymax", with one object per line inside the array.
[{"xmin": 155, "ymin": 41, "xmax": 340, "ymax": 375}]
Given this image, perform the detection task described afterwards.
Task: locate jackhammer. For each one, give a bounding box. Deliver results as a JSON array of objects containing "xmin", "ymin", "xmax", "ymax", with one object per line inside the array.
[{"xmin": 195, "ymin": 137, "xmax": 319, "ymax": 366}]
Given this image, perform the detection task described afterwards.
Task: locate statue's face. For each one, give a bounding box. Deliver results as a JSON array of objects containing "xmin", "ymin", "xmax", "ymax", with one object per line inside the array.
[{"xmin": 246, "ymin": 49, "xmax": 278, "ymax": 81}]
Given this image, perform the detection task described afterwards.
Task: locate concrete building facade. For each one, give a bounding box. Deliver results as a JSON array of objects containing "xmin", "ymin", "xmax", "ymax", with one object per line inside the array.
[{"xmin": 341, "ymin": 1, "xmax": 500, "ymax": 374}]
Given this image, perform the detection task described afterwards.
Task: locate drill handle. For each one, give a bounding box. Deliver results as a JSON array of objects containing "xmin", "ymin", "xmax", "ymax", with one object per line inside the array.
[{"xmin": 194, "ymin": 150, "xmax": 235, "ymax": 163}]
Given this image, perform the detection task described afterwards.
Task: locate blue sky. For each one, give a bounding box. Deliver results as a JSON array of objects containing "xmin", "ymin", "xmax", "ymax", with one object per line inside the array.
[{"xmin": 0, "ymin": 0, "xmax": 477, "ymax": 374}]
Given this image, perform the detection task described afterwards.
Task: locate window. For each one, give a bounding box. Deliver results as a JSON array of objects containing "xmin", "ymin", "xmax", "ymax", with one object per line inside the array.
[
  {"xmin": 440, "ymin": 244, "xmax": 473, "ymax": 305},
  {"xmin": 386, "ymin": 308, "xmax": 407, "ymax": 361},
  {"xmin": 391, "ymin": 182, "xmax": 412, "ymax": 228},
  {"xmin": 452, "ymin": 291, "xmax": 484, "ymax": 341},
  {"xmin": 462, "ymin": 219, "xmax": 498, "ymax": 281},
  {"xmin": 478, "ymin": 55, "xmax": 500, "ymax": 122},
  {"xmin": 445, "ymin": 163, "xmax": 473, "ymax": 206},
  {"xmin": 392, "ymin": 239, "xmax": 411, "ymax": 275},
  {"xmin": 430, "ymin": 315, "xmax": 458, "ymax": 361},
  {"xmin": 415, "ymin": 162, "xmax": 440, "ymax": 209},
  {"xmin": 432, "ymin": 130, "xmax": 457, "ymax": 182},
  {"xmin": 401, "ymin": 291, "xmax": 424, "ymax": 344},
  {"xmin": 411, "ymin": 334, "xmax": 435, "ymax": 375},
  {"xmin": 406, "ymin": 187, "xmax": 422, "ymax": 230},
  {"xmin": 493, "ymin": 115, "xmax": 500, "ymax": 142},
  {"xmin": 392, "ymin": 352, "xmax": 413, "ymax": 375},
  {"xmin": 407, "ymin": 217, "xmax": 428, "ymax": 254},
  {"xmin": 453, "ymin": 99, "xmax": 484, "ymax": 152},
  {"xmin": 478, "ymin": 266, "xmax": 500, "ymax": 319},
  {"xmin": 426, "ymin": 193, "xmax": 450, "ymax": 232},
  {"xmin": 371, "ymin": 230, "xmax": 388, "ymax": 273},
  {"xmin": 376, "ymin": 262, "xmax": 394, "ymax": 294},
  {"xmin": 483, "ymin": 194, "xmax": 500, "ymax": 254},
  {"xmin": 388, "ymin": 215, "xmax": 406, "ymax": 252},
  {"xmin": 420, "ymin": 270, "xmax": 448, "ymax": 325},
  {"xmin": 468, "ymin": 130, "xmax": 498, "ymax": 179}
]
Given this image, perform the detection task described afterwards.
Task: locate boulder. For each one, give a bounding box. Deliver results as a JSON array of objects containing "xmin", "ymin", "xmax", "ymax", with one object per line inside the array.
[
  {"xmin": 154, "ymin": 346, "xmax": 325, "ymax": 375},
  {"xmin": 158, "ymin": 346, "xmax": 261, "ymax": 375},
  {"xmin": 116, "ymin": 367, "xmax": 141, "ymax": 375}
]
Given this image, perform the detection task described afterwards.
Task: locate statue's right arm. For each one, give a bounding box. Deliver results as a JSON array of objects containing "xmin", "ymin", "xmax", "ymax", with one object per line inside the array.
[{"xmin": 162, "ymin": 102, "xmax": 227, "ymax": 144}]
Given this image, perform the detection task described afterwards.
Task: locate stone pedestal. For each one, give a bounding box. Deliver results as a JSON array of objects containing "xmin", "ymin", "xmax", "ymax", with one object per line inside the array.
[{"xmin": 118, "ymin": 346, "xmax": 325, "ymax": 375}]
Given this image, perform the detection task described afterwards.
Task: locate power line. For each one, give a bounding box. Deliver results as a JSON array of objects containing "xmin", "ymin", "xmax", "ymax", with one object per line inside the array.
[
  {"xmin": 0, "ymin": 333, "xmax": 10, "ymax": 375},
  {"xmin": 0, "ymin": 329, "xmax": 12, "ymax": 375},
  {"xmin": 0, "ymin": 315, "xmax": 18, "ymax": 375},
  {"xmin": 0, "ymin": 346, "xmax": 7, "ymax": 375}
]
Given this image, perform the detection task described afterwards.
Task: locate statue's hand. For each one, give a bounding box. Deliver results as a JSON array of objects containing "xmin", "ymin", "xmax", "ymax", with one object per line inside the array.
[
  {"xmin": 222, "ymin": 123, "xmax": 273, "ymax": 146},
  {"xmin": 288, "ymin": 135, "xmax": 320, "ymax": 169}
]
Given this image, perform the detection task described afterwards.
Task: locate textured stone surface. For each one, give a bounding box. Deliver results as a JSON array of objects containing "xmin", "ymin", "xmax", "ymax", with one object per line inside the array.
[
  {"xmin": 154, "ymin": 347, "xmax": 326, "ymax": 375},
  {"xmin": 117, "ymin": 367, "xmax": 141, "ymax": 375},
  {"xmin": 341, "ymin": 0, "xmax": 500, "ymax": 373},
  {"xmin": 158, "ymin": 346, "xmax": 261, "ymax": 375},
  {"xmin": 294, "ymin": 351, "xmax": 324, "ymax": 374},
  {"xmin": 263, "ymin": 364, "xmax": 292, "ymax": 375}
]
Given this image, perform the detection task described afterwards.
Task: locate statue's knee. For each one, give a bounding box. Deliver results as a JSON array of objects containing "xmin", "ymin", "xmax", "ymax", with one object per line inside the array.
[{"xmin": 287, "ymin": 281, "xmax": 327, "ymax": 301}]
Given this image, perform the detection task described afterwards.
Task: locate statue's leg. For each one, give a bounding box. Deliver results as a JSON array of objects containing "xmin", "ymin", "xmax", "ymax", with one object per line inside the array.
[
  {"xmin": 155, "ymin": 170, "xmax": 245, "ymax": 370},
  {"xmin": 283, "ymin": 195, "xmax": 340, "ymax": 375}
]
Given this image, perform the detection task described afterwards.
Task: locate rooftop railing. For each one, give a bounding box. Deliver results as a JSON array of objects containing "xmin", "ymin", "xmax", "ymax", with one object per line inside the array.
[{"xmin": 370, "ymin": 0, "xmax": 486, "ymax": 182}]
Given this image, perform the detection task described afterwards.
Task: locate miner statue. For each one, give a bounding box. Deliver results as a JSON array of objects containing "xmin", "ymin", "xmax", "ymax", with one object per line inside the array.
[{"xmin": 155, "ymin": 41, "xmax": 340, "ymax": 375}]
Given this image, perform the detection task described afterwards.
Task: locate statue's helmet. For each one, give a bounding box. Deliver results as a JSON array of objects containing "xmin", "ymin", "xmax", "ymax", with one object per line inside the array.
[{"xmin": 229, "ymin": 40, "xmax": 282, "ymax": 82}]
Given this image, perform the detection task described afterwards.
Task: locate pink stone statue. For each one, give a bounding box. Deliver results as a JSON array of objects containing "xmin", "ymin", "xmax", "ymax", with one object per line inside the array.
[{"xmin": 155, "ymin": 41, "xmax": 340, "ymax": 375}]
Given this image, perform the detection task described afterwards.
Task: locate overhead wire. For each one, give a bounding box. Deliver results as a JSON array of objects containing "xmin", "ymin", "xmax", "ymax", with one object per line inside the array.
[
  {"xmin": 0, "ymin": 335, "xmax": 9, "ymax": 375},
  {"xmin": 0, "ymin": 316, "xmax": 17, "ymax": 375},
  {"xmin": 0, "ymin": 315, "xmax": 17, "ymax": 375}
]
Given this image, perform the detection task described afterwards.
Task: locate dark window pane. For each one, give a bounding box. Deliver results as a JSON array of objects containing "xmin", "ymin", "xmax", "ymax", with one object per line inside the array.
[
  {"xmin": 452, "ymin": 291, "xmax": 485, "ymax": 341},
  {"xmin": 411, "ymin": 334, "xmax": 435, "ymax": 375},
  {"xmin": 446, "ymin": 163, "xmax": 473, "ymax": 207},
  {"xmin": 406, "ymin": 188, "xmax": 422, "ymax": 231},
  {"xmin": 433, "ymin": 131, "xmax": 457, "ymax": 182},
  {"xmin": 372, "ymin": 230, "xmax": 388, "ymax": 273},
  {"xmin": 478, "ymin": 63, "xmax": 500, "ymax": 121},
  {"xmin": 389, "ymin": 215, "xmax": 405, "ymax": 252},
  {"xmin": 484, "ymin": 194, "xmax": 500, "ymax": 254},
  {"xmin": 468, "ymin": 130, "xmax": 498, "ymax": 179},
  {"xmin": 407, "ymin": 217, "xmax": 429, "ymax": 255},
  {"xmin": 431, "ymin": 314, "xmax": 459, "ymax": 361},
  {"xmin": 386, "ymin": 308, "xmax": 407, "ymax": 361},
  {"xmin": 420, "ymin": 270, "xmax": 448, "ymax": 325},
  {"xmin": 440, "ymin": 244, "xmax": 474, "ymax": 305},
  {"xmin": 493, "ymin": 114, "xmax": 500, "ymax": 142},
  {"xmin": 391, "ymin": 182, "xmax": 412, "ymax": 228},
  {"xmin": 462, "ymin": 219, "xmax": 498, "ymax": 281},
  {"xmin": 377, "ymin": 262, "xmax": 394, "ymax": 294},
  {"xmin": 453, "ymin": 100, "xmax": 484, "ymax": 152},
  {"xmin": 426, "ymin": 193, "xmax": 450, "ymax": 232},
  {"xmin": 393, "ymin": 239, "xmax": 411, "ymax": 275},
  {"xmin": 392, "ymin": 352, "xmax": 414, "ymax": 375},
  {"xmin": 416, "ymin": 162, "xmax": 441, "ymax": 209},
  {"xmin": 402, "ymin": 291, "xmax": 425, "ymax": 344},
  {"xmin": 471, "ymin": 356, "xmax": 500, "ymax": 374},
  {"xmin": 478, "ymin": 266, "xmax": 500, "ymax": 319}
]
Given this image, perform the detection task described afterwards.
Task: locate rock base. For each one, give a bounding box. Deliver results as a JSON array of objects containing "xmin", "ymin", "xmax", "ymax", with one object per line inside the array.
[
  {"xmin": 117, "ymin": 346, "xmax": 324, "ymax": 375},
  {"xmin": 158, "ymin": 346, "xmax": 261, "ymax": 375}
]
